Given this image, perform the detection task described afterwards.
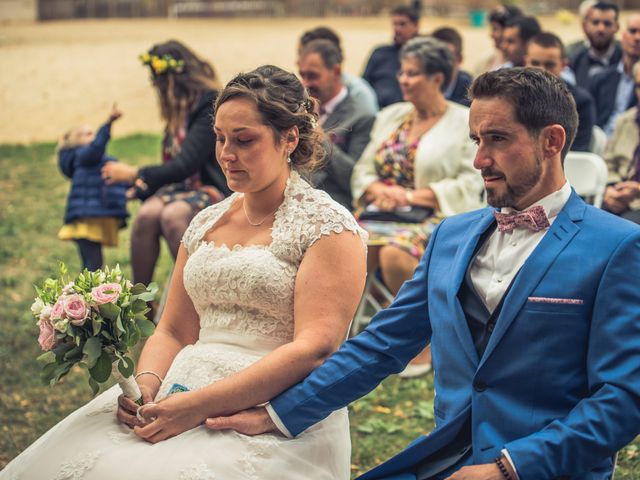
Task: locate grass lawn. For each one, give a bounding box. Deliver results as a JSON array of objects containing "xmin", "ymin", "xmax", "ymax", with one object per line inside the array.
[{"xmin": 0, "ymin": 137, "xmax": 638, "ymax": 477}]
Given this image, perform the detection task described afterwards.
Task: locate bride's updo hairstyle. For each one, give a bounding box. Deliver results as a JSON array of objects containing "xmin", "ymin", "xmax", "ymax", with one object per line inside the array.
[{"xmin": 214, "ymin": 65, "xmax": 323, "ymax": 172}]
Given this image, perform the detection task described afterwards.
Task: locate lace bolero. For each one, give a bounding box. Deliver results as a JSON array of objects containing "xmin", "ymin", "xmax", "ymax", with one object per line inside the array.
[{"xmin": 180, "ymin": 170, "xmax": 367, "ymax": 343}]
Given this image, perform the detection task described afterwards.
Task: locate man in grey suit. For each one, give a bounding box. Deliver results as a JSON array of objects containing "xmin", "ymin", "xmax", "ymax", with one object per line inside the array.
[{"xmin": 298, "ymin": 39, "xmax": 375, "ymax": 209}]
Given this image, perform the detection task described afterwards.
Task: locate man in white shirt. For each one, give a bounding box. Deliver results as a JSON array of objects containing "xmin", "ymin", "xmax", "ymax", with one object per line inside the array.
[
  {"xmin": 298, "ymin": 39, "xmax": 375, "ymax": 209},
  {"xmin": 206, "ymin": 68, "xmax": 640, "ymax": 480}
]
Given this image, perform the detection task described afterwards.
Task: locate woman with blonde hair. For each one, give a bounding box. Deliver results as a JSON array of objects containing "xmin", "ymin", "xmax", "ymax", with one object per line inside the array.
[{"xmin": 102, "ymin": 40, "xmax": 230, "ymax": 286}]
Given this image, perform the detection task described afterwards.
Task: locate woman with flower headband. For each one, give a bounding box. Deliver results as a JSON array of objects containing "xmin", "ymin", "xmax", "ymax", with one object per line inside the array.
[
  {"xmin": 2, "ymin": 65, "xmax": 366, "ymax": 479},
  {"xmin": 102, "ymin": 40, "xmax": 230, "ymax": 287}
]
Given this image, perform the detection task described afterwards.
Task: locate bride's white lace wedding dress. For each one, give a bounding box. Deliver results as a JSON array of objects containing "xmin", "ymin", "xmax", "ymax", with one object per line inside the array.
[{"xmin": 2, "ymin": 171, "xmax": 366, "ymax": 480}]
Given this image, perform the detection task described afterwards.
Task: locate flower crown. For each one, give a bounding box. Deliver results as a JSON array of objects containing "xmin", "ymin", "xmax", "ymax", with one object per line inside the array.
[{"xmin": 139, "ymin": 52, "xmax": 185, "ymax": 75}]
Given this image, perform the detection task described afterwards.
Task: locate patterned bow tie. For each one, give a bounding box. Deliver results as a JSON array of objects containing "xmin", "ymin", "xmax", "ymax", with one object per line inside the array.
[{"xmin": 494, "ymin": 205, "xmax": 550, "ymax": 233}]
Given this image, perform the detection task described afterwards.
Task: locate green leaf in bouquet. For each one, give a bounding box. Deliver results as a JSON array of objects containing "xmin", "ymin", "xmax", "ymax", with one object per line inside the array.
[
  {"xmin": 99, "ymin": 302, "xmax": 121, "ymax": 322},
  {"xmin": 40, "ymin": 362, "xmax": 59, "ymax": 384},
  {"xmin": 130, "ymin": 298, "xmax": 148, "ymax": 313},
  {"xmin": 51, "ymin": 362, "xmax": 73, "ymax": 384},
  {"xmin": 91, "ymin": 316, "xmax": 102, "ymax": 336},
  {"xmin": 118, "ymin": 356, "xmax": 135, "ymax": 378},
  {"xmin": 129, "ymin": 326, "xmax": 141, "ymax": 346},
  {"xmin": 134, "ymin": 312, "xmax": 150, "ymax": 323},
  {"xmin": 115, "ymin": 315, "xmax": 125, "ymax": 333},
  {"xmin": 135, "ymin": 317, "xmax": 155, "ymax": 338},
  {"xmin": 88, "ymin": 376, "xmax": 100, "ymax": 396},
  {"xmin": 83, "ymin": 337, "xmax": 102, "ymax": 368},
  {"xmin": 89, "ymin": 350, "xmax": 112, "ymax": 383},
  {"xmin": 64, "ymin": 345, "xmax": 83, "ymax": 362},
  {"xmin": 101, "ymin": 330, "xmax": 114, "ymax": 341},
  {"xmin": 52, "ymin": 342, "xmax": 76, "ymax": 361},
  {"xmin": 134, "ymin": 291, "xmax": 156, "ymax": 302},
  {"xmin": 130, "ymin": 283, "xmax": 148, "ymax": 295},
  {"xmin": 37, "ymin": 351, "xmax": 56, "ymax": 364}
]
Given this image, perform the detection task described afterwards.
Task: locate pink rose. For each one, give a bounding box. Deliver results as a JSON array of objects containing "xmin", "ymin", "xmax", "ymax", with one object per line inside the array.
[
  {"xmin": 91, "ymin": 283, "xmax": 122, "ymax": 305},
  {"xmin": 50, "ymin": 298, "xmax": 66, "ymax": 320},
  {"xmin": 63, "ymin": 294, "xmax": 89, "ymax": 326},
  {"xmin": 37, "ymin": 318, "xmax": 57, "ymax": 351}
]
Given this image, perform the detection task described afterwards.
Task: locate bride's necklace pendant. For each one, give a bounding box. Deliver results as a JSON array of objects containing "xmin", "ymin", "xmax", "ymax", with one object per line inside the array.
[{"xmin": 242, "ymin": 197, "xmax": 278, "ymax": 227}]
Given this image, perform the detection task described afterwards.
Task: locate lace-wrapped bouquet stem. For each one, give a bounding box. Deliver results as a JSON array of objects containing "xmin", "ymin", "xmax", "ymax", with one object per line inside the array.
[{"xmin": 31, "ymin": 263, "xmax": 157, "ymax": 405}]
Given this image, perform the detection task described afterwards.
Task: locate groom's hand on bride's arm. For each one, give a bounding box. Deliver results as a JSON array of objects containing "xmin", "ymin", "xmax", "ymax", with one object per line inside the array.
[{"xmin": 205, "ymin": 406, "xmax": 278, "ymax": 436}]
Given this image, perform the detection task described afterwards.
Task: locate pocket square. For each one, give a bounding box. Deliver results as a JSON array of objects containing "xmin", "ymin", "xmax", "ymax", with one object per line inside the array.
[{"xmin": 527, "ymin": 296, "xmax": 584, "ymax": 305}]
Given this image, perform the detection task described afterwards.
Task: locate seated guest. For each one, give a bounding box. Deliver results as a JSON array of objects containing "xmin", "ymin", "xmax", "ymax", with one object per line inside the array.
[
  {"xmin": 299, "ymin": 26, "xmax": 378, "ymax": 114},
  {"xmin": 474, "ymin": 3, "xmax": 523, "ymax": 74},
  {"xmin": 363, "ymin": 5, "xmax": 420, "ymax": 108},
  {"xmin": 602, "ymin": 62, "xmax": 640, "ymax": 224},
  {"xmin": 565, "ymin": 0, "xmax": 598, "ymax": 58},
  {"xmin": 432, "ymin": 26, "xmax": 473, "ymax": 107},
  {"xmin": 298, "ymin": 39, "xmax": 375, "ymax": 209},
  {"xmin": 569, "ymin": 1, "xmax": 622, "ymax": 89},
  {"xmin": 102, "ymin": 40, "xmax": 230, "ymax": 286},
  {"xmin": 589, "ymin": 14, "xmax": 640, "ymax": 135},
  {"xmin": 352, "ymin": 37, "xmax": 483, "ymax": 376},
  {"xmin": 500, "ymin": 15, "xmax": 542, "ymax": 68},
  {"xmin": 526, "ymin": 32, "xmax": 596, "ymax": 152}
]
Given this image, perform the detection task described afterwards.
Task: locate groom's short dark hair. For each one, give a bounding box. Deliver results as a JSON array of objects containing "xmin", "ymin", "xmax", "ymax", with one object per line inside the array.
[{"xmin": 468, "ymin": 67, "xmax": 578, "ymax": 160}]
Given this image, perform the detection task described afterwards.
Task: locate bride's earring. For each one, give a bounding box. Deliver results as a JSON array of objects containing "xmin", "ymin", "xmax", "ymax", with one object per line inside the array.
[{"xmin": 287, "ymin": 149, "xmax": 292, "ymax": 164}]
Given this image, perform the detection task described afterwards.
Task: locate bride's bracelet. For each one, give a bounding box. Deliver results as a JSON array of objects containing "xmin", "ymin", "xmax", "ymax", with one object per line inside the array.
[{"xmin": 134, "ymin": 370, "xmax": 164, "ymax": 385}]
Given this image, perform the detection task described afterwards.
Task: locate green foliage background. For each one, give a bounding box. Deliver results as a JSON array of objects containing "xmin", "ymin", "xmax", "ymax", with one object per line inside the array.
[{"xmin": 0, "ymin": 137, "xmax": 638, "ymax": 477}]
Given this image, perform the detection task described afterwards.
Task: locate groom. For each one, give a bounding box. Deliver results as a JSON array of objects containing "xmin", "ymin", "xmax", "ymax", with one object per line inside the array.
[{"xmin": 206, "ymin": 68, "xmax": 640, "ymax": 479}]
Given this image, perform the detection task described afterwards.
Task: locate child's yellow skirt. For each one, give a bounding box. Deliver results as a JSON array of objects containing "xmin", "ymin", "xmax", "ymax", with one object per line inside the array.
[{"xmin": 58, "ymin": 217, "xmax": 120, "ymax": 247}]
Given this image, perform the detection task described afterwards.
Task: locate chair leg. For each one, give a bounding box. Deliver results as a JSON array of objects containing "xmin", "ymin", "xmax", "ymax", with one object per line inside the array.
[
  {"xmin": 153, "ymin": 268, "xmax": 173, "ymax": 326},
  {"xmin": 350, "ymin": 273, "xmax": 395, "ymax": 337}
]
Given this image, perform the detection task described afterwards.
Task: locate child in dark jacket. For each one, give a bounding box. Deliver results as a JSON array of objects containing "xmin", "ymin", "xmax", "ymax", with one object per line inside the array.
[{"xmin": 57, "ymin": 105, "xmax": 128, "ymax": 271}]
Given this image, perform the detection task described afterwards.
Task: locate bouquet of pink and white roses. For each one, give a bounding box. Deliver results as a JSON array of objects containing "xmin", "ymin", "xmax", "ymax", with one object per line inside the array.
[{"xmin": 31, "ymin": 263, "xmax": 157, "ymax": 405}]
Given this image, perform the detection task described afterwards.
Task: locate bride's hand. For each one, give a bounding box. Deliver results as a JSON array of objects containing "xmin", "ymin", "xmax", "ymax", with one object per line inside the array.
[
  {"xmin": 133, "ymin": 391, "xmax": 206, "ymax": 444},
  {"xmin": 116, "ymin": 384, "xmax": 155, "ymax": 428},
  {"xmin": 205, "ymin": 406, "xmax": 279, "ymax": 436}
]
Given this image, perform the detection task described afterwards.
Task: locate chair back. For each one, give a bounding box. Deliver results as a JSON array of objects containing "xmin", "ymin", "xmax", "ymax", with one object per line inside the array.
[
  {"xmin": 564, "ymin": 151, "xmax": 608, "ymax": 208},
  {"xmin": 589, "ymin": 125, "xmax": 607, "ymax": 157}
]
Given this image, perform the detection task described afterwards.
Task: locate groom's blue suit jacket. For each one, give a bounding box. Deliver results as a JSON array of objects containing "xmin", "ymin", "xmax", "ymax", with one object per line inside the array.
[{"xmin": 271, "ymin": 192, "xmax": 640, "ymax": 480}]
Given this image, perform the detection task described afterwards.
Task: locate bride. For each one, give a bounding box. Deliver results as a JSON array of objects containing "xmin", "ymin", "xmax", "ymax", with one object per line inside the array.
[{"xmin": 2, "ymin": 65, "xmax": 367, "ymax": 480}]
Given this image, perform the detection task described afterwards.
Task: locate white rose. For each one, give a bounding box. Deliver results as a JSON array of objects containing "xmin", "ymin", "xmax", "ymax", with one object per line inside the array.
[
  {"xmin": 31, "ymin": 298, "xmax": 45, "ymax": 316},
  {"xmin": 62, "ymin": 281, "xmax": 75, "ymax": 294},
  {"xmin": 39, "ymin": 305, "xmax": 53, "ymax": 322},
  {"xmin": 54, "ymin": 318, "xmax": 69, "ymax": 332}
]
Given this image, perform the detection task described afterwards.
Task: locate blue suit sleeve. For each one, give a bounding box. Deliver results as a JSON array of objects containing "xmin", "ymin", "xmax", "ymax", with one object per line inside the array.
[
  {"xmin": 505, "ymin": 230, "xmax": 640, "ymax": 479},
  {"xmin": 270, "ymin": 222, "xmax": 444, "ymax": 436}
]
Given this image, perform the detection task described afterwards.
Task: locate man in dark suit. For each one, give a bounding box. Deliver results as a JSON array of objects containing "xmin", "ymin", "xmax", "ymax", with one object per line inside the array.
[
  {"xmin": 526, "ymin": 32, "xmax": 596, "ymax": 152},
  {"xmin": 363, "ymin": 5, "xmax": 419, "ymax": 108},
  {"xmin": 432, "ymin": 26, "xmax": 473, "ymax": 107},
  {"xmin": 569, "ymin": 1, "xmax": 622, "ymax": 90},
  {"xmin": 589, "ymin": 14, "xmax": 640, "ymax": 135},
  {"xmin": 298, "ymin": 39, "xmax": 375, "ymax": 209},
  {"xmin": 206, "ymin": 68, "xmax": 640, "ymax": 480}
]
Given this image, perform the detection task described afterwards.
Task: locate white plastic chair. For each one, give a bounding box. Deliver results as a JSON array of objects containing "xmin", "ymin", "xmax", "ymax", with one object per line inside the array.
[
  {"xmin": 564, "ymin": 151, "xmax": 609, "ymax": 208},
  {"xmin": 589, "ymin": 125, "xmax": 607, "ymax": 157}
]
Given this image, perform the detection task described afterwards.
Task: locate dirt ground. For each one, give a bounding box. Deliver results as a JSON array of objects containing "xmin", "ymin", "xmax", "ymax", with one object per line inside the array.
[{"xmin": 0, "ymin": 12, "xmax": 632, "ymax": 144}]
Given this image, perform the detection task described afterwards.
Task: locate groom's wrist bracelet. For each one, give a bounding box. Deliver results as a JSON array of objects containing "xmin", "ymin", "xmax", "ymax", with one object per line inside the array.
[
  {"xmin": 135, "ymin": 370, "xmax": 164, "ymax": 385},
  {"xmin": 495, "ymin": 457, "xmax": 513, "ymax": 480}
]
